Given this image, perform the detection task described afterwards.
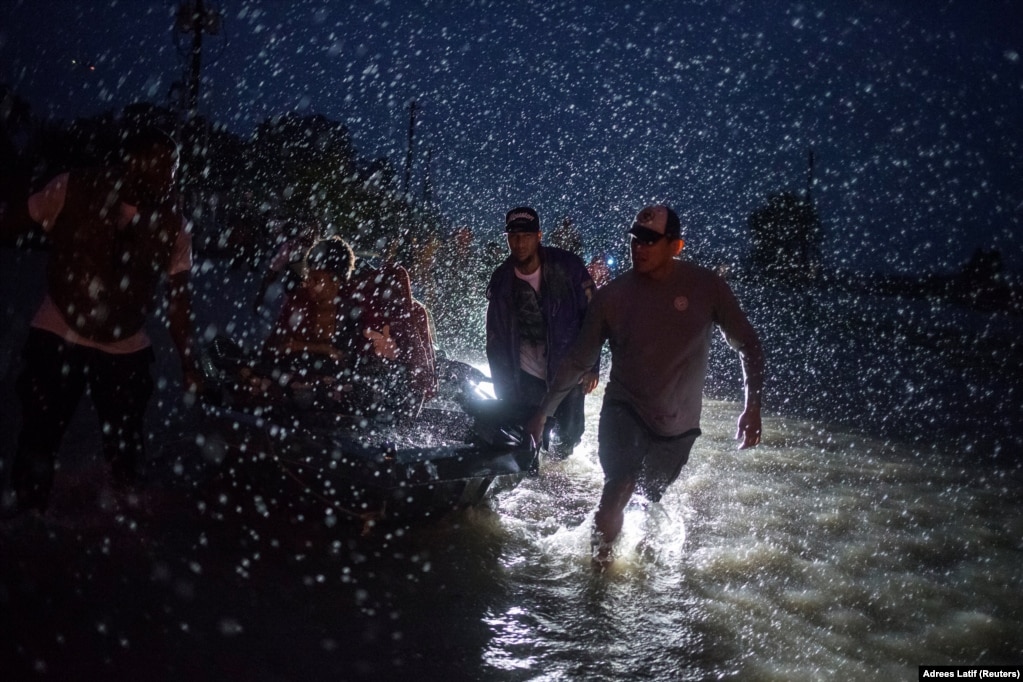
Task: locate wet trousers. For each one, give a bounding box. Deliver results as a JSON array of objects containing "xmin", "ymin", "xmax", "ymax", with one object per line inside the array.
[
  {"xmin": 518, "ymin": 370, "xmax": 585, "ymax": 456},
  {"xmin": 11, "ymin": 329, "xmax": 154, "ymax": 511}
]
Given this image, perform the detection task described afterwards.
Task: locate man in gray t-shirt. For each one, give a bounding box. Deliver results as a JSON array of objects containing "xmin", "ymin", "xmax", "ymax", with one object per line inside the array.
[{"xmin": 527, "ymin": 205, "xmax": 764, "ymax": 567}]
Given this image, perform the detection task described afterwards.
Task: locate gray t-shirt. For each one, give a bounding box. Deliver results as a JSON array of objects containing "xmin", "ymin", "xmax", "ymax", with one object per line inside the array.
[{"xmin": 541, "ymin": 259, "xmax": 760, "ymax": 437}]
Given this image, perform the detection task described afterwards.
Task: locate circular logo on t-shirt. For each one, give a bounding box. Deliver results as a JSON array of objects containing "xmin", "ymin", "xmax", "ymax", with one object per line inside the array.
[{"xmin": 674, "ymin": 295, "xmax": 689, "ymax": 311}]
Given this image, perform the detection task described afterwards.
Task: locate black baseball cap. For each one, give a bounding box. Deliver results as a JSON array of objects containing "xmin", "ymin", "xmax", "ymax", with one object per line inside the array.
[{"xmin": 505, "ymin": 206, "xmax": 540, "ymax": 233}]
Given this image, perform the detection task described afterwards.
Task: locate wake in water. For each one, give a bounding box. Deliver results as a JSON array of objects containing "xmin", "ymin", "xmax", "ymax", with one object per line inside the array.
[{"xmin": 479, "ymin": 397, "xmax": 1023, "ymax": 680}]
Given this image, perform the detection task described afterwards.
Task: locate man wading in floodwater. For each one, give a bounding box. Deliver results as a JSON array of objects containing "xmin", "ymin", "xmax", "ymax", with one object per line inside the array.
[
  {"xmin": 486, "ymin": 206, "xmax": 598, "ymax": 460},
  {"xmin": 526, "ymin": 205, "xmax": 764, "ymax": 569}
]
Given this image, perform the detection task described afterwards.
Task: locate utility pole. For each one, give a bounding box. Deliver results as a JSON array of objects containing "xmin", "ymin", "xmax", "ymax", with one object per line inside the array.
[
  {"xmin": 805, "ymin": 147, "xmax": 822, "ymax": 281},
  {"xmin": 176, "ymin": 0, "xmax": 221, "ymax": 119},
  {"xmin": 174, "ymin": 1, "xmax": 221, "ymax": 250},
  {"xmin": 806, "ymin": 147, "xmax": 815, "ymax": 206},
  {"xmin": 187, "ymin": 0, "xmax": 203, "ymax": 116},
  {"xmin": 422, "ymin": 146, "xmax": 434, "ymax": 204},
  {"xmin": 403, "ymin": 100, "xmax": 418, "ymax": 197}
]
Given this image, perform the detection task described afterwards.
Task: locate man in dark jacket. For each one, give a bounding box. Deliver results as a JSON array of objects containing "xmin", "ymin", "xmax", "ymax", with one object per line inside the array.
[
  {"xmin": 2, "ymin": 128, "xmax": 202, "ymax": 516},
  {"xmin": 485, "ymin": 206, "xmax": 597, "ymax": 459}
]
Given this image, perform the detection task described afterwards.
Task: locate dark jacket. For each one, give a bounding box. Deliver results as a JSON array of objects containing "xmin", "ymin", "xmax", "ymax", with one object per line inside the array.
[
  {"xmin": 47, "ymin": 168, "xmax": 182, "ymax": 342},
  {"xmin": 485, "ymin": 245, "xmax": 595, "ymax": 401}
]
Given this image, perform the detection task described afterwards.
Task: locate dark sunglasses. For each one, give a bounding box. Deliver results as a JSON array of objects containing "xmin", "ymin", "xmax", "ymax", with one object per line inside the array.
[
  {"xmin": 630, "ymin": 233, "xmax": 667, "ymax": 247},
  {"xmin": 628, "ymin": 222, "xmax": 670, "ymax": 246}
]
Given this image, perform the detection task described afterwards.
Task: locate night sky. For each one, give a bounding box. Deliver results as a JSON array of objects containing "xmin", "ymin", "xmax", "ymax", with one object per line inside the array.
[{"xmin": 2, "ymin": 0, "xmax": 1021, "ymax": 273}]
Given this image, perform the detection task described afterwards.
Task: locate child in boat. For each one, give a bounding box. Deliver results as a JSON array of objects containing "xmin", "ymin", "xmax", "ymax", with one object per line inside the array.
[
  {"xmin": 260, "ymin": 237, "xmax": 436, "ymax": 415},
  {"xmin": 262, "ymin": 236, "xmax": 355, "ymax": 371},
  {"xmin": 341, "ymin": 258, "xmax": 439, "ymax": 411}
]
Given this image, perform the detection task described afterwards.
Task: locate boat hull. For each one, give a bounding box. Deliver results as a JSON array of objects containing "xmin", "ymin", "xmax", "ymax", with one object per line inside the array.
[{"xmin": 196, "ymin": 376, "xmax": 538, "ymax": 525}]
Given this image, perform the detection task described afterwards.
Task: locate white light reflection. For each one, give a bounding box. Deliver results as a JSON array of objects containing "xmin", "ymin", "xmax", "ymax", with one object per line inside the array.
[{"xmin": 478, "ymin": 395, "xmax": 1023, "ymax": 678}]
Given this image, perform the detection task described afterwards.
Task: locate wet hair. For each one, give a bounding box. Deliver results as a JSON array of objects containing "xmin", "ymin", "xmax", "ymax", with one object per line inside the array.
[
  {"xmin": 303, "ymin": 236, "xmax": 356, "ymax": 281},
  {"xmin": 122, "ymin": 128, "xmax": 179, "ymax": 161}
]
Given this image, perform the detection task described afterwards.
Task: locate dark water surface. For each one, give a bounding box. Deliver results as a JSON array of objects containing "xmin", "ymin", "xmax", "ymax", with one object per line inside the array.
[{"xmin": 2, "ymin": 252, "xmax": 1022, "ymax": 680}]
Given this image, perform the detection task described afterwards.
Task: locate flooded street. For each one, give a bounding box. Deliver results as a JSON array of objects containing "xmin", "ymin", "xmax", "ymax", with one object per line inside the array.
[
  {"xmin": 2, "ymin": 254, "xmax": 1022, "ymax": 680},
  {"xmin": 3, "ymin": 393, "xmax": 1021, "ymax": 680},
  {"xmin": 477, "ymin": 398, "xmax": 1022, "ymax": 680}
]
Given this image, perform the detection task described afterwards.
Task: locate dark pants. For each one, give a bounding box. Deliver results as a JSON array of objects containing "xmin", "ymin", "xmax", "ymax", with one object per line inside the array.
[
  {"xmin": 11, "ymin": 329, "xmax": 155, "ymax": 510},
  {"xmin": 518, "ymin": 370, "xmax": 585, "ymax": 456}
]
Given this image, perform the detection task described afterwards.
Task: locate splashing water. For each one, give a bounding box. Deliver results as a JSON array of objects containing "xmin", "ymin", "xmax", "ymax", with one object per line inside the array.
[
  {"xmin": 2, "ymin": 257, "xmax": 1020, "ymax": 680},
  {"xmin": 474, "ymin": 394, "xmax": 1022, "ymax": 680}
]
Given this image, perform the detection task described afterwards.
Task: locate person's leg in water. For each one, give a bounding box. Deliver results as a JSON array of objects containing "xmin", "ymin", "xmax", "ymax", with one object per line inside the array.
[
  {"xmin": 592, "ymin": 402, "xmax": 697, "ymax": 568},
  {"xmin": 549, "ymin": 386, "xmax": 585, "ymax": 460},
  {"xmin": 517, "ymin": 369, "xmax": 559, "ymax": 453},
  {"xmin": 635, "ymin": 430, "xmax": 699, "ymax": 505},
  {"xmin": 89, "ymin": 346, "xmax": 155, "ymax": 490},
  {"xmin": 592, "ymin": 401, "xmax": 645, "ymax": 567},
  {"xmin": 518, "ymin": 371, "xmax": 585, "ymax": 461},
  {"xmin": 9, "ymin": 331, "xmax": 88, "ymax": 514},
  {"xmin": 593, "ymin": 474, "xmax": 636, "ymax": 567}
]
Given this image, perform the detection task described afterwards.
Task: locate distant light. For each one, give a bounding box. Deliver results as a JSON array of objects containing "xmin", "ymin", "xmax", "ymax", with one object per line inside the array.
[{"xmin": 606, "ymin": 256, "xmax": 615, "ymax": 266}]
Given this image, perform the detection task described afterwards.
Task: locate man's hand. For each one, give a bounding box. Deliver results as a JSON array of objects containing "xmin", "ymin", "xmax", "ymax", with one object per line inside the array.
[
  {"xmin": 364, "ymin": 324, "xmax": 398, "ymax": 360},
  {"xmin": 181, "ymin": 363, "xmax": 205, "ymax": 407},
  {"xmin": 735, "ymin": 405, "xmax": 762, "ymax": 449},
  {"xmin": 579, "ymin": 370, "xmax": 599, "ymax": 395},
  {"xmin": 525, "ymin": 412, "xmax": 547, "ymax": 451},
  {"xmin": 184, "ymin": 367, "xmax": 204, "ymax": 393}
]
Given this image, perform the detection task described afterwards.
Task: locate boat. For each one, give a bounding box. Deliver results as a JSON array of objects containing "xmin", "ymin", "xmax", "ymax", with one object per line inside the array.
[{"xmin": 194, "ymin": 336, "xmax": 538, "ymax": 528}]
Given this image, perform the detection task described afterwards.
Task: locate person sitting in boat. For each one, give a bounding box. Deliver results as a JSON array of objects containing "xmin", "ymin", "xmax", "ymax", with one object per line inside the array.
[
  {"xmin": 340, "ymin": 257, "xmax": 439, "ymax": 413},
  {"xmin": 261, "ymin": 235, "xmax": 355, "ymax": 372},
  {"xmin": 252, "ymin": 219, "xmax": 322, "ymax": 314}
]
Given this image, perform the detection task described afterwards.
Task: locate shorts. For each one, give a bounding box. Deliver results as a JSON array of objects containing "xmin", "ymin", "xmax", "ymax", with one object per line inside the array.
[{"xmin": 597, "ymin": 400, "xmax": 700, "ymax": 503}]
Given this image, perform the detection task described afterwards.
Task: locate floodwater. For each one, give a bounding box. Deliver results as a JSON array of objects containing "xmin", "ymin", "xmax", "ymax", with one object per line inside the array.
[
  {"xmin": 486, "ymin": 400, "xmax": 1023, "ymax": 680},
  {"xmin": 2, "ymin": 252, "xmax": 1022, "ymax": 680}
]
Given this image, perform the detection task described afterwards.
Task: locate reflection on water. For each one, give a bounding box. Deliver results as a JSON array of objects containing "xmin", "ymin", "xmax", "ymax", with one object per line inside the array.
[
  {"xmin": 477, "ymin": 396, "xmax": 1023, "ymax": 680},
  {"xmin": 3, "ymin": 259, "xmax": 1022, "ymax": 679},
  {"xmin": 8, "ymin": 390, "xmax": 1019, "ymax": 679}
]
